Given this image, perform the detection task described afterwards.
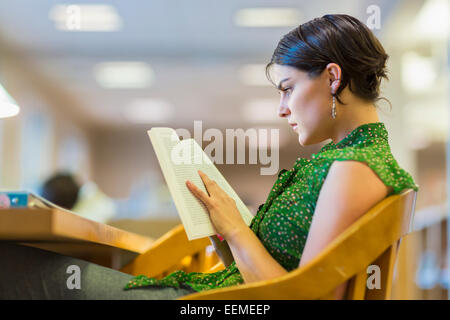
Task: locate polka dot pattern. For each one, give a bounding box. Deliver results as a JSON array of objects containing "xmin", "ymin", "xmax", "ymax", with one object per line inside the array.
[{"xmin": 124, "ymin": 122, "xmax": 419, "ymax": 292}]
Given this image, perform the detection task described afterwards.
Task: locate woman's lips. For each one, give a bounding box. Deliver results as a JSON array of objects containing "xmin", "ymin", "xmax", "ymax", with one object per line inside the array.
[{"xmin": 289, "ymin": 123, "xmax": 298, "ymax": 131}]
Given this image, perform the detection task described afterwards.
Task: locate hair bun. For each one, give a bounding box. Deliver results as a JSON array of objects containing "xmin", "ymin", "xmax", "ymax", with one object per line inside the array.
[
  {"xmin": 267, "ymin": 14, "xmax": 391, "ymax": 103},
  {"xmin": 375, "ymin": 54, "xmax": 389, "ymax": 79}
]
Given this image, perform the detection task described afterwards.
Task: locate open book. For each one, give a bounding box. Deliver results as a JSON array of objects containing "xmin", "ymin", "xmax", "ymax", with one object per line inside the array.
[{"xmin": 148, "ymin": 127, "xmax": 254, "ymax": 240}]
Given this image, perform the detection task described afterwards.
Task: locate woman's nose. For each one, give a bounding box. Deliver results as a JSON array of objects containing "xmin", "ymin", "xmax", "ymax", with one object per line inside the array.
[{"xmin": 278, "ymin": 102, "xmax": 291, "ymax": 118}]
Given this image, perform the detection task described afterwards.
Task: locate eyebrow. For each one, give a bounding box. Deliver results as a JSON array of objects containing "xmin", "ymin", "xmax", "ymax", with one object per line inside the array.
[{"xmin": 277, "ymin": 77, "xmax": 290, "ymax": 90}]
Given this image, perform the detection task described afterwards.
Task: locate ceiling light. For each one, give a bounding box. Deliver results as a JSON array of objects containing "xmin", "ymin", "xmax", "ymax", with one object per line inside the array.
[
  {"xmin": 49, "ymin": 4, "xmax": 122, "ymax": 32},
  {"xmin": 0, "ymin": 84, "xmax": 20, "ymax": 118},
  {"xmin": 234, "ymin": 8, "xmax": 301, "ymax": 27},
  {"xmin": 124, "ymin": 99, "xmax": 174, "ymax": 123},
  {"xmin": 94, "ymin": 62, "xmax": 154, "ymax": 88}
]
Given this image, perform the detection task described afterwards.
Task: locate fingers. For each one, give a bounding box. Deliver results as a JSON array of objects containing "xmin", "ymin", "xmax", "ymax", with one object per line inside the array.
[
  {"xmin": 198, "ymin": 170, "xmax": 220, "ymax": 194},
  {"xmin": 186, "ymin": 180, "xmax": 210, "ymax": 205},
  {"xmin": 186, "ymin": 170, "xmax": 223, "ymax": 208}
]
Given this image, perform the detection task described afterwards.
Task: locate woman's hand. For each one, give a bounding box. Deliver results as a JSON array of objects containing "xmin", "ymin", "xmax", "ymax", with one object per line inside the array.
[{"xmin": 185, "ymin": 170, "xmax": 248, "ymax": 240}]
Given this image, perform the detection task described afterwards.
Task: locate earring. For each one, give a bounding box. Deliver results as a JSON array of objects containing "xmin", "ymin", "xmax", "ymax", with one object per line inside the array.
[{"xmin": 331, "ymin": 95, "xmax": 336, "ymax": 119}]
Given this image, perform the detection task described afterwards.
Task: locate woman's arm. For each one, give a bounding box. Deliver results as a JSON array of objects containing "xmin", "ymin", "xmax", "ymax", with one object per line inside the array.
[
  {"xmin": 208, "ymin": 235, "xmax": 234, "ymax": 267},
  {"xmin": 298, "ymin": 160, "xmax": 391, "ymax": 299},
  {"xmin": 225, "ymin": 225, "xmax": 288, "ymax": 283},
  {"xmin": 217, "ymin": 161, "xmax": 391, "ymax": 289},
  {"xmin": 223, "ymin": 160, "xmax": 391, "ymax": 295},
  {"xmin": 186, "ymin": 171, "xmax": 288, "ymax": 282}
]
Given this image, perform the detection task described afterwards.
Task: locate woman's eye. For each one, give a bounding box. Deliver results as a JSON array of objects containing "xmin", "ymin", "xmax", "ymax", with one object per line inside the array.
[{"xmin": 278, "ymin": 88, "xmax": 292, "ymax": 95}]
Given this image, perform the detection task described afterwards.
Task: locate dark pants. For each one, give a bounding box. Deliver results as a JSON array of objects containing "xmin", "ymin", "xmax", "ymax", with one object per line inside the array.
[{"xmin": 0, "ymin": 242, "xmax": 197, "ymax": 300}]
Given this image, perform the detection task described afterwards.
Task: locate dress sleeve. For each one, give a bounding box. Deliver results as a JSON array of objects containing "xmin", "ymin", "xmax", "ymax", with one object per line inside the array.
[{"xmin": 314, "ymin": 144, "xmax": 419, "ymax": 195}]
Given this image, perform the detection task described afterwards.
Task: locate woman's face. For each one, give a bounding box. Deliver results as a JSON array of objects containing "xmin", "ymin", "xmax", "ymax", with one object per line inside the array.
[{"xmin": 271, "ymin": 64, "xmax": 334, "ymax": 146}]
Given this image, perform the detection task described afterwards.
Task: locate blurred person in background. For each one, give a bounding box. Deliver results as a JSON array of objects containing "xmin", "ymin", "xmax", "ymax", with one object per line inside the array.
[
  {"xmin": 40, "ymin": 172, "xmax": 116, "ymax": 223},
  {"xmin": 40, "ymin": 173, "xmax": 79, "ymax": 210}
]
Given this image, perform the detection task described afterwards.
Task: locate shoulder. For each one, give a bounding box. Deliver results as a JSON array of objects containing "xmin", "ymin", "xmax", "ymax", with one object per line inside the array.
[
  {"xmin": 328, "ymin": 159, "xmax": 382, "ymax": 180},
  {"xmin": 316, "ymin": 160, "xmax": 392, "ymax": 219},
  {"xmin": 298, "ymin": 160, "xmax": 393, "ymax": 268}
]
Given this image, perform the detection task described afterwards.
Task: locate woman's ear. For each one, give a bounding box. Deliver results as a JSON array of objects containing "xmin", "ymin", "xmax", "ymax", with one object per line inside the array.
[{"xmin": 326, "ymin": 63, "xmax": 342, "ymax": 94}]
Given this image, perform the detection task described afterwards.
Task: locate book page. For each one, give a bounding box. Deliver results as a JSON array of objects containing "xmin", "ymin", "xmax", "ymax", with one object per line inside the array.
[
  {"xmin": 171, "ymin": 146, "xmax": 213, "ymax": 226},
  {"xmin": 148, "ymin": 129, "xmax": 254, "ymax": 240},
  {"xmin": 170, "ymin": 139, "xmax": 254, "ymax": 238},
  {"xmin": 180, "ymin": 139, "xmax": 254, "ymax": 226},
  {"xmin": 149, "ymin": 128, "xmax": 215, "ymax": 239}
]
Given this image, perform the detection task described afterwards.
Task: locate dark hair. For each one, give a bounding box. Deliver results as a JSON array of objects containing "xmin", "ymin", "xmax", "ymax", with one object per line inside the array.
[
  {"xmin": 41, "ymin": 173, "xmax": 80, "ymax": 210},
  {"xmin": 266, "ymin": 14, "xmax": 389, "ymax": 106}
]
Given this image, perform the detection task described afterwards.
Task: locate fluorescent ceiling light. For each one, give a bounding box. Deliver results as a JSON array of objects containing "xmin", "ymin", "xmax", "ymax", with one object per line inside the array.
[
  {"xmin": 242, "ymin": 99, "xmax": 281, "ymax": 123},
  {"xmin": 413, "ymin": 0, "xmax": 449, "ymax": 40},
  {"xmin": 0, "ymin": 84, "xmax": 20, "ymax": 118},
  {"xmin": 234, "ymin": 8, "xmax": 301, "ymax": 27},
  {"xmin": 124, "ymin": 99, "xmax": 174, "ymax": 123},
  {"xmin": 238, "ymin": 64, "xmax": 271, "ymax": 86},
  {"xmin": 94, "ymin": 62, "xmax": 154, "ymax": 88},
  {"xmin": 401, "ymin": 51, "xmax": 437, "ymax": 93},
  {"xmin": 49, "ymin": 4, "xmax": 122, "ymax": 32}
]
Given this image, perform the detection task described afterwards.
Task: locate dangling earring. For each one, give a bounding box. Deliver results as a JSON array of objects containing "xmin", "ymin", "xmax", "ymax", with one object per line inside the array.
[
  {"xmin": 331, "ymin": 95, "xmax": 337, "ymax": 119},
  {"xmin": 331, "ymin": 78, "xmax": 340, "ymax": 119}
]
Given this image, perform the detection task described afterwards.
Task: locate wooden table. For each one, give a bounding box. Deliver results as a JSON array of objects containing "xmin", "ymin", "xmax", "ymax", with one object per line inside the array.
[{"xmin": 0, "ymin": 207, "xmax": 154, "ymax": 269}]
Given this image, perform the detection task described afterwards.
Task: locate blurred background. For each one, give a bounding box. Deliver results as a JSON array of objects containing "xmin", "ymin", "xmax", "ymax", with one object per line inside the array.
[{"xmin": 0, "ymin": 0, "xmax": 448, "ymax": 299}]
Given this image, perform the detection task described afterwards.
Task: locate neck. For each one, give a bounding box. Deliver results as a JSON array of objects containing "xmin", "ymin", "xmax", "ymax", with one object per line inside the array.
[{"xmin": 330, "ymin": 101, "xmax": 380, "ymax": 144}]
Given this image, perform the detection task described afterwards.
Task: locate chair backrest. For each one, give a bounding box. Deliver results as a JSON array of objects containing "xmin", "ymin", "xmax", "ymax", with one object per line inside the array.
[{"xmin": 181, "ymin": 189, "xmax": 417, "ymax": 300}]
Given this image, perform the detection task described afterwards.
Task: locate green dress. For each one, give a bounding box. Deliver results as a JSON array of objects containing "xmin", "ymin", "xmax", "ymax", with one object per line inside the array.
[{"xmin": 123, "ymin": 122, "xmax": 419, "ymax": 292}]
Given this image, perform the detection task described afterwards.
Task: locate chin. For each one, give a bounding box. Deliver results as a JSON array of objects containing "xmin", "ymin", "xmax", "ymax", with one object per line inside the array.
[
  {"xmin": 298, "ymin": 134, "xmax": 309, "ymax": 146},
  {"xmin": 298, "ymin": 134, "xmax": 320, "ymax": 147}
]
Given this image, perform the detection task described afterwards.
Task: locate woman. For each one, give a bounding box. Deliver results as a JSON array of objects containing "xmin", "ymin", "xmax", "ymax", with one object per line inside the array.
[{"xmin": 0, "ymin": 14, "xmax": 419, "ymax": 300}]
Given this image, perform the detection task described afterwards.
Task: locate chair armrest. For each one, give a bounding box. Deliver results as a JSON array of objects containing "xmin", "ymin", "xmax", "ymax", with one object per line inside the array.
[
  {"xmin": 205, "ymin": 261, "xmax": 225, "ymax": 273},
  {"xmin": 121, "ymin": 224, "xmax": 210, "ymax": 277}
]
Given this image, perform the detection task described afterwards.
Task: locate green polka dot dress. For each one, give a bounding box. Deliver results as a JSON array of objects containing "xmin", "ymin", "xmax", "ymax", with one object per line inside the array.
[{"xmin": 124, "ymin": 122, "xmax": 419, "ymax": 292}]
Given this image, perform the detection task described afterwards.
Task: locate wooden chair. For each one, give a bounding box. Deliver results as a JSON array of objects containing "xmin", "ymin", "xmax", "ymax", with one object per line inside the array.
[
  {"xmin": 120, "ymin": 224, "xmax": 222, "ymax": 278},
  {"xmin": 121, "ymin": 189, "xmax": 417, "ymax": 300}
]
